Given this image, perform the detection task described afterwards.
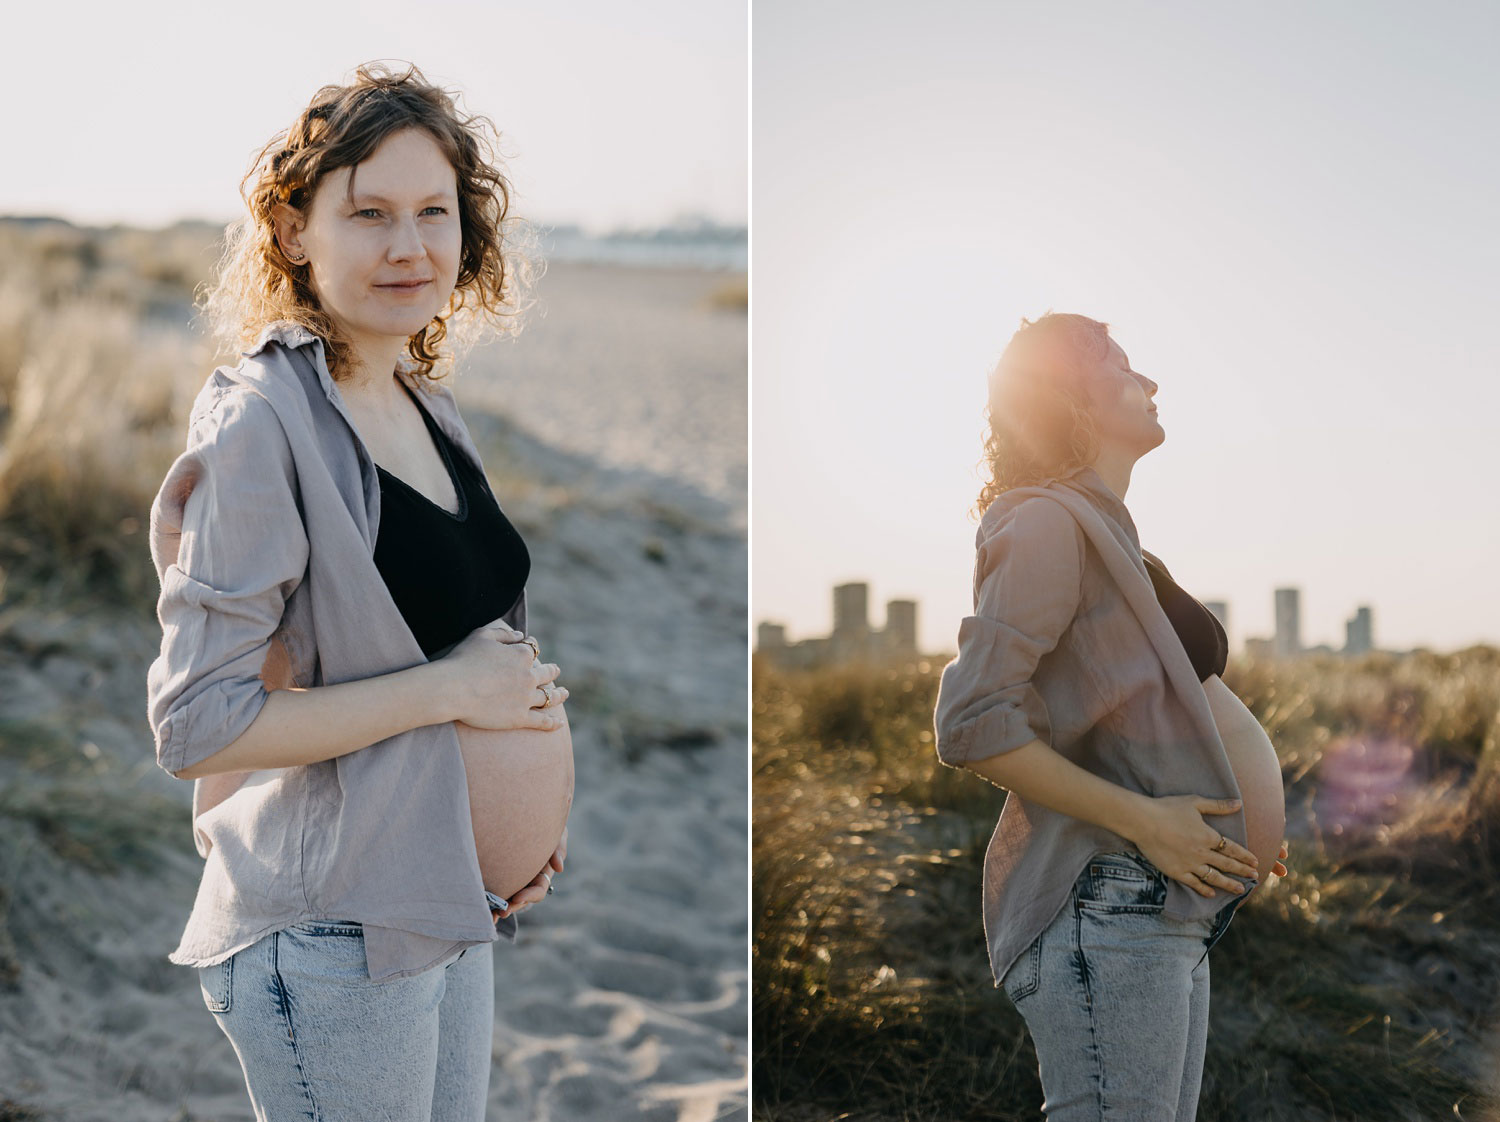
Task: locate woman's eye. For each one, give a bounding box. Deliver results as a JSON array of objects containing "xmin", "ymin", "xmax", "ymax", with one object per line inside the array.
[
  {"xmin": 422, "ymin": 206, "xmax": 449, "ymax": 216},
  {"xmin": 356, "ymin": 209, "xmax": 381, "ymax": 219}
]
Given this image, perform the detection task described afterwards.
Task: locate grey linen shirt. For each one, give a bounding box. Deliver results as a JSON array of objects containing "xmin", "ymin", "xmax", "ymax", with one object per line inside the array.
[
  {"xmin": 147, "ymin": 322, "xmax": 522, "ymax": 981},
  {"xmin": 933, "ymin": 466, "xmax": 1251, "ymax": 987}
]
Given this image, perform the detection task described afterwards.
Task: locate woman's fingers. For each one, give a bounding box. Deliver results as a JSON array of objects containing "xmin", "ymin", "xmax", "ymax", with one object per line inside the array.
[
  {"xmin": 1193, "ymin": 796, "xmax": 1242, "ymax": 817},
  {"xmin": 499, "ymin": 867, "xmax": 555, "ymax": 916},
  {"xmin": 1190, "ymin": 796, "xmax": 1259, "ymax": 870},
  {"xmin": 522, "ymin": 708, "xmax": 566, "ymax": 731},
  {"xmin": 1200, "ymin": 831, "xmax": 1256, "ymax": 873},
  {"xmin": 1181, "ymin": 871, "xmax": 1217, "ymax": 898},
  {"xmin": 1208, "ymin": 849, "xmax": 1258, "ymax": 881},
  {"xmin": 528, "ymin": 683, "xmax": 569, "ymax": 710},
  {"xmin": 533, "ymin": 661, "xmax": 562, "ymax": 686}
]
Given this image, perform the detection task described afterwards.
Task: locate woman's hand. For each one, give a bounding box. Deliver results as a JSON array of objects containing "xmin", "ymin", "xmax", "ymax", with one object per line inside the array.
[
  {"xmin": 1129, "ymin": 795, "xmax": 1259, "ymax": 898},
  {"xmin": 440, "ymin": 622, "xmax": 569, "ymax": 731},
  {"xmin": 496, "ymin": 827, "xmax": 568, "ymax": 920}
]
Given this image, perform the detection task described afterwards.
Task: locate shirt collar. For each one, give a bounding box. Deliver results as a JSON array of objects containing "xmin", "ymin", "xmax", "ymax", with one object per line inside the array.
[
  {"xmin": 1059, "ymin": 465, "xmax": 1141, "ymax": 552},
  {"xmin": 243, "ymin": 321, "xmax": 423, "ymax": 385},
  {"xmin": 244, "ymin": 320, "xmax": 322, "ymax": 357}
]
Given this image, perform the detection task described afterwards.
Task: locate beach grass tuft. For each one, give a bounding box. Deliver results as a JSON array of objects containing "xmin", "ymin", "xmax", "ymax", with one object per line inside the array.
[{"xmin": 0, "ymin": 218, "xmax": 221, "ymax": 609}]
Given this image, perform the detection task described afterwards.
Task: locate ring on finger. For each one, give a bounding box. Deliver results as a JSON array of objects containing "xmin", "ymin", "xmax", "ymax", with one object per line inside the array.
[
  {"xmin": 1213, "ymin": 834, "xmax": 1228, "ymax": 853},
  {"xmin": 533, "ymin": 684, "xmax": 550, "ymax": 709},
  {"xmin": 523, "ymin": 635, "xmax": 540, "ymax": 662}
]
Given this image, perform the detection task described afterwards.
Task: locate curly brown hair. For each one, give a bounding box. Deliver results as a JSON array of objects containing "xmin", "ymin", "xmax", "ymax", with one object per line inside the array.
[
  {"xmin": 975, "ymin": 312, "xmax": 1113, "ymax": 515},
  {"xmin": 202, "ymin": 61, "xmax": 534, "ymax": 382}
]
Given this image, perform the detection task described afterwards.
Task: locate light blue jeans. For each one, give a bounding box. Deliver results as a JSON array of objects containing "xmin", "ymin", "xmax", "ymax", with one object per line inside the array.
[
  {"xmin": 198, "ymin": 918, "xmax": 495, "ymax": 1121},
  {"xmin": 1000, "ymin": 851, "xmax": 1241, "ymax": 1121}
]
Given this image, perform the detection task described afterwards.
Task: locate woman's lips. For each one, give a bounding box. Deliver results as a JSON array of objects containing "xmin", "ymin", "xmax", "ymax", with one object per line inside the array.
[{"xmin": 376, "ymin": 279, "xmax": 431, "ymax": 291}]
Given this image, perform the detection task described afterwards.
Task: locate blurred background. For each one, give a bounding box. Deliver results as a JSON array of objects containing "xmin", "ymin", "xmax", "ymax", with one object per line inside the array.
[
  {"xmin": 752, "ymin": 4, "xmax": 1500, "ymax": 1121},
  {"xmin": 0, "ymin": 3, "xmax": 747, "ymax": 1120}
]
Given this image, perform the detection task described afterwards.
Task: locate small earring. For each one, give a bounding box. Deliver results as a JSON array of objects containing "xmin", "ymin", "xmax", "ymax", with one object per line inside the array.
[{"xmin": 287, "ymin": 250, "xmax": 306, "ymax": 263}]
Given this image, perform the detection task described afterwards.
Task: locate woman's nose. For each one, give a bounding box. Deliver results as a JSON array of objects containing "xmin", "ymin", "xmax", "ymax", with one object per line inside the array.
[
  {"xmin": 1137, "ymin": 372, "xmax": 1159, "ymax": 396},
  {"xmin": 388, "ymin": 216, "xmax": 427, "ymax": 261}
]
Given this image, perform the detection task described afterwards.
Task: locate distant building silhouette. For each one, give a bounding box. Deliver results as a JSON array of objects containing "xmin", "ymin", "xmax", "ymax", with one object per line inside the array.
[
  {"xmin": 1274, "ymin": 588, "xmax": 1301, "ymax": 658},
  {"xmin": 831, "ymin": 582, "xmax": 871, "ymax": 661},
  {"xmin": 758, "ymin": 582, "xmax": 921, "ymax": 668},
  {"xmin": 885, "ymin": 600, "xmax": 918, "ymax": 656},
  {"xmin": 756, "ymin": 622, "xmax": 786, "ymax": 653},
  {"xmin": 1344, "ymin": 605, "xmax": 1374, "ymax": 655},
  {"xmin": 1244, "ymin": 636, "xmax": 1274, "ymax": 660}
]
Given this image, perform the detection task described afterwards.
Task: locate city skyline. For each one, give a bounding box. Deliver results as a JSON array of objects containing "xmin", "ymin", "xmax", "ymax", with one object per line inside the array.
[{"xmin": 761, "ymin": 578, "xmax": 1397, "ymax": 662}]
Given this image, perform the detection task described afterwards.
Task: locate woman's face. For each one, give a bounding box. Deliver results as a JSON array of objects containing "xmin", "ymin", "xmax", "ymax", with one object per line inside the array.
[
  {"xmin": 1091, "ymin": 337, "xmax": 1164, "ymax": 459},
  {"xmin": 279, "ymin": 127, "xmax": 463, "ymax": 352}
]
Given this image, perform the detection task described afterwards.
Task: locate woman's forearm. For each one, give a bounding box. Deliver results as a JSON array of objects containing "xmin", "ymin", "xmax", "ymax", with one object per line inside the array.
[
  {"xmin": 965, "ymin": 739, "xmax": 1152, "ymax": 842},
  {"xmin": 173, "ymin": 661, "xmax": 456, "ymax": 780}
]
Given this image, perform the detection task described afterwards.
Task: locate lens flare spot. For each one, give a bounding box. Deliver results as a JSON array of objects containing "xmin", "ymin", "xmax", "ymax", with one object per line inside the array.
[{"xmin": 1313, "ymin": 735, "xmax": 1419, "ymax": 832}]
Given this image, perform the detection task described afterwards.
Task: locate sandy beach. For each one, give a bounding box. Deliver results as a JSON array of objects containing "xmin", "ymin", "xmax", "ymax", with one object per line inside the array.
[{"xmin": 0, "ymin": 260, "xmax": 747, "ymax": 1121}]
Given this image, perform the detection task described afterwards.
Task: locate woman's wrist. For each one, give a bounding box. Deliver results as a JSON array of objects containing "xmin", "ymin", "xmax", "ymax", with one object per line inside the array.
[
  {"xmin": 1097, "ymin": 787, "xmax": 1155, "ymax": 845},
  {"xmin": 406, "ymin": 658, "xmax": 464, "ymax": 727}
]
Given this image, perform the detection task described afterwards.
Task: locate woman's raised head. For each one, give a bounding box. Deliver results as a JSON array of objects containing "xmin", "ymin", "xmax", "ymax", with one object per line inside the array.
[
  {"xmin": 205, "ymin": 61, "xmax": 532, "ymax": 381},
  {"xmin": 977, "ymin": 312, "xmax": 1161, "ymax": 512}
]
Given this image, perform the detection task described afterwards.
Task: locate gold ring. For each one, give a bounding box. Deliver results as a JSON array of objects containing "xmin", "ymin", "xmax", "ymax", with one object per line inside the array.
[
  {"xmin": 523, "ymin": 635, "xmax": 540, "ymax": 662},
  {"xmin": 1213, "ymin": 834, "xmax": 1228, "ymax": 853}
]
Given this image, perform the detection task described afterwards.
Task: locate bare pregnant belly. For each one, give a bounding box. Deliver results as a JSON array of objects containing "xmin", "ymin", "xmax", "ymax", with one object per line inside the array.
[
  {"xmin": 456, "ymin": 713, "xmax": 575, "ymax": 901},
  {"xmin": 1202, "ymin": 675, "xmax": 1285, "ymax": 877}
]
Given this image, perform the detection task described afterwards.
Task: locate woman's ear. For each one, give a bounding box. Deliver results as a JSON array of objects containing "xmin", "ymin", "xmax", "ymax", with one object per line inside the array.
[{"xmin": 271, "ymin": 203, "xmax": 308, "ymax": 264}]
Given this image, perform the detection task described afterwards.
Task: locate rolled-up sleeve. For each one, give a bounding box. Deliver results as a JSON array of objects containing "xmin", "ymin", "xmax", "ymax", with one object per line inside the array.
[
  {"xmin": 146, "ymin": 388, "xmax": 308, "ymax": 777},
  {"xmin": 933, "ymin": 496, "xmax": 1084, "ymax": 767}
]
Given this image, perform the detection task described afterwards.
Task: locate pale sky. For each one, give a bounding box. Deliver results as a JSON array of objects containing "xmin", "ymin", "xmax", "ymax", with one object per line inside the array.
[
  {"xmin": 752, "ymin": 1, "xmax": 1500, "ymax": 654},
  {"xmin": 1, "ymin": 0, "xmax": 746, "ymax": 230}
]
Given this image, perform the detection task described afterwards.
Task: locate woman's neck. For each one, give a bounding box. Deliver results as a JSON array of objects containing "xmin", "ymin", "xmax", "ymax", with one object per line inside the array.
[
  {"xmin": 337, "ymin": 333, "xmax": 409, "ymax": 407},
  {"xmin": 1090, "ymin": 447, "xmax": 1136, "ymax": 501}
]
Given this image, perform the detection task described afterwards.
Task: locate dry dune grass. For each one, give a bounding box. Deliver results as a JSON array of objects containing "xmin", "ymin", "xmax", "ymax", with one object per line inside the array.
[
  {"xmin": 0, "ymin": 219, "xmax": 221, "ymax": 605},
  {"xmin": 752, "ymin": 652, "xmax": 1500, "ymax": 1122},
  {"xmin": 0, "ymin": 299, "xmax": 208, "ymax": 601}
]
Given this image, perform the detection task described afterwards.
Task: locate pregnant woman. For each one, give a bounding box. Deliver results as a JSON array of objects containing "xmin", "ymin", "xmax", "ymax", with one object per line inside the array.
[
  {"xmin": 933, "ymin": 312, "xmax": 1288, "ymax": 1120},
  {"xmin": 146, "ymin": 63, "xmax": 574, "ymax": 1120}
]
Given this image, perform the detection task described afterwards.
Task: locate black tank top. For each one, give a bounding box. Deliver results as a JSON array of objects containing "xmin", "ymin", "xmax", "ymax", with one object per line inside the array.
[
  {"xmin": 372, "ymin": 384, "xmax": 530, "ymax": 659},
  {"xmin": 1142, "ymin": 551, "xmax": 1227, "ymax": 682}
]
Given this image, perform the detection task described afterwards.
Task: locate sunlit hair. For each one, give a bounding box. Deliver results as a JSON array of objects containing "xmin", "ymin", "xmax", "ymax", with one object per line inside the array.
[
  {"xmin": 202, "ymin": 61, "xmax": 534, "ymax": 382},
  {"xmin": 975, "ymin": 312, "xmax": 1113, "ymax": 515}
]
